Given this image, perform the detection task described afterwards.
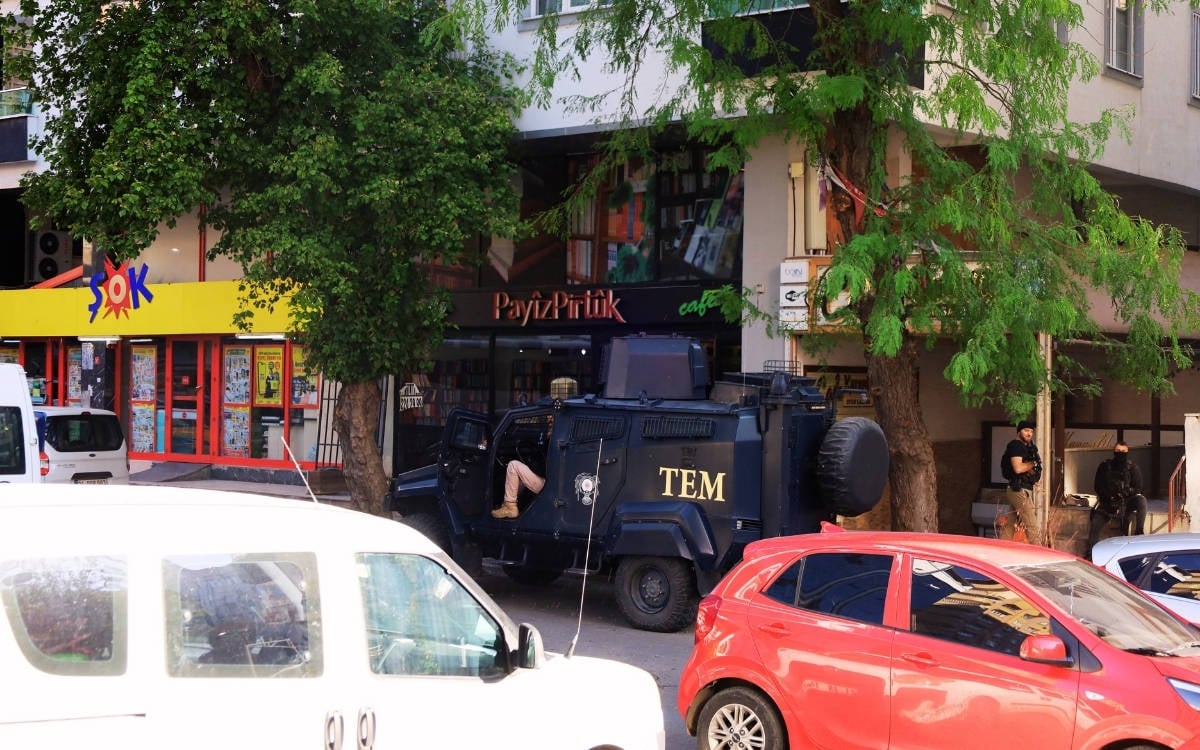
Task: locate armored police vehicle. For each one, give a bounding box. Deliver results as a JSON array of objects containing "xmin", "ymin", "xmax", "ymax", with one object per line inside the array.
[{"xmin": 385, "ymin": 335, "xmax": 889, "ymax": 632}]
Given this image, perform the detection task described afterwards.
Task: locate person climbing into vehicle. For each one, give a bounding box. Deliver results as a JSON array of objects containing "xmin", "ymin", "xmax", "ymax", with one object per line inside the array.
[
  {"xmin": 999, "ymin": 420, "xmax": 1041, "ymax": 541},
  {"xmin": 1088, "ymin": 441, "xmax": 1148, "ymax": 551},
  {"xmin": 491, "ymin": 459, "xmax": 545, "ymax": 519},
  {"xmin": 491, "ymin": 415, "xmax": 552, "ymax": 520}
]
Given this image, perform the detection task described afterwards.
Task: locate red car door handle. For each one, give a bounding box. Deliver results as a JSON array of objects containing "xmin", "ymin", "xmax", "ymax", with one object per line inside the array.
[
  {"xmin": 756, "ymin": 622, "xmax": 790, "ymax": 638},
  {"xmin": 900, "ymin": 651, "xmax": 939, "ymax": 667}
]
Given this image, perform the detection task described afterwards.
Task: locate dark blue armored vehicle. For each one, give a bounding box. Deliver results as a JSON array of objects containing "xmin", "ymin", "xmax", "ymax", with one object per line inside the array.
[{"xmin": 385, "ymin": 334, "xmax": 888, "ymax": 632}]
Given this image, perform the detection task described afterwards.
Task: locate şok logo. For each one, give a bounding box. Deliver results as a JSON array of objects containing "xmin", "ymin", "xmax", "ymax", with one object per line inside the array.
[{"xmin": 88, "ymin": 258, "xmax": 153, "ymax": 323}]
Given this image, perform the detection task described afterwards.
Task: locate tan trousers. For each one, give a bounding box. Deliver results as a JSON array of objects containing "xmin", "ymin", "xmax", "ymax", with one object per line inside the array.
[
  {"xmin": 503, "ymin": 460, "xmax": 545, "ymax": 506},
  {"xmin": 1001, "ymin": 487, "xmax": 1035, "ymax": 540}
]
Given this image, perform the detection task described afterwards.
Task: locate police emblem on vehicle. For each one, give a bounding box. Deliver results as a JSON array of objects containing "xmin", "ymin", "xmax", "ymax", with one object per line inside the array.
[{"xmin": 575, "ymin": 473, "xmax": 599, "ymax": 506}]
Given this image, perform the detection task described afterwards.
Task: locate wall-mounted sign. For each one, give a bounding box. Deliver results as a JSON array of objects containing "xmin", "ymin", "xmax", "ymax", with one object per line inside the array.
[
  {"xmin": 450, "ymin": 283, "xmax": 731, "ymax": 328},
  {"xmin": 779, "ymin": 308, "xmax": 808, "ymax": 331},
  {"xmin": 398, "ymin": 382, "xmax": 424, "ymax": 410},
  {"xmin": 493, "ymin": 289, "xmax": 626, "ymax": 326},
  {"xmin": 88, "ymin": 260, "xmax": 153, "ymax": 323},
  {"xmin": 779, "ymin": 284, "xmax": 807, "ymax": 308},
  {"xmin": 678, "ymin": 289, "xmax": 724, "ymax": 317},
  {"xmin": 779, "ymin": 260, "xmax": 809, "ymax": 284}
]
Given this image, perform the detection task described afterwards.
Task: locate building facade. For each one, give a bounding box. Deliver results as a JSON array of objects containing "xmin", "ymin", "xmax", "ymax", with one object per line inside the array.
[{"xmin": 2, "ymin": 0, "xmax": 1200, "ymax": 517}]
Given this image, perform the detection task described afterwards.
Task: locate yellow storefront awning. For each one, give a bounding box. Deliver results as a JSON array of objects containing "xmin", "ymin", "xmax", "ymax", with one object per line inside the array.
[{"xmin": 0, "ymin": 279, "xmax": 293, "ymax": 337}]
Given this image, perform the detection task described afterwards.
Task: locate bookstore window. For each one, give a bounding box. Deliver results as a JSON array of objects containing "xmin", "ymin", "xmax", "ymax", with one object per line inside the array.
[
  {"xmin": 560, "ymin": 149, "xmax": 745, "ymax": 285},
  {"xmin": 404, "ymin": 336, "xmax": 493, "ymax": 427},
  {"xmin": 497, "ymin": 335, "xmax": 593, "ymax": 410}
]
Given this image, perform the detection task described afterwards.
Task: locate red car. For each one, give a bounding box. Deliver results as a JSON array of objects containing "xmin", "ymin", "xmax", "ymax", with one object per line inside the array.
[{"xmin": 678, "ymin": 529, "xmax": 1200, "ymax": 750}]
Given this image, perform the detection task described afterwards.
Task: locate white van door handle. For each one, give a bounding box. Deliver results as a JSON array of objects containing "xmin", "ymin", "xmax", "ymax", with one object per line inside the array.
[
  {"xmin": 325, "ymin": 711, "xmax": 344, "ymax": 750},
  {"xmin": 358, "ymin": 707, "xmax": 376, "ymax": 749}
]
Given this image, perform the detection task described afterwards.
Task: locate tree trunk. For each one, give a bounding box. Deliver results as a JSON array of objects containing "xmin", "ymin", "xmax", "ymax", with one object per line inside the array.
[
  {"xmin": 866, "ymin": 340, "xmax": 938, "ymax": 531},
  {"xmin": 333, "ymin": 379, "xmax": 389, "ymax": 516}
]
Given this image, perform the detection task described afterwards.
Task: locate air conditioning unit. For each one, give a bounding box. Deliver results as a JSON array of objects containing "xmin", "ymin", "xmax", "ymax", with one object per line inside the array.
[{"xmin": 27, "ymin": 230, "xmax": 81, "ymax": 283}]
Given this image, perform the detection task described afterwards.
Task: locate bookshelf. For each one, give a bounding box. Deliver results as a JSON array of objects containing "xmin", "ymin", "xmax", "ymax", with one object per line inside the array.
[
  {"xmin": 565, "ymin": 155, "xmax": 654, "ymax": 284},
  {"xmin": 406, "ymin": 358, "xmax": 490, "ymax": 426},
  {"xmin": 507, "ymin": 358, "xmax": 594, "ymax": 408},
  {"xmin": 655, "ymin": 149, "xmax": 737, "ymax": 280}
]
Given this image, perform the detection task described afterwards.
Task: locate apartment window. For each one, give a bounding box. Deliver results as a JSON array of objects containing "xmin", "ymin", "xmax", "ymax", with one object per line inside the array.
[
  {"xmin": 1192, "ymin": 10, "xmax": 1200, "ymax": 98},
  {"xmin": 1107, "ymin": 0, "xmax": 1144, "ymax": 77},
  {"xmin": 526, "ymin": 0, "xmax": 610, "ymax": 19}
]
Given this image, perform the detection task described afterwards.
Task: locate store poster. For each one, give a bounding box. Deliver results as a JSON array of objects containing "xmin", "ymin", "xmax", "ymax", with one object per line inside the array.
[
  {"xmin": 255, "ymin": 345, "xmax": 284, "ymax": 406},
  {"xmin": 0, "ymin": 347, "xmax": 17, "ymax": 364},
  {"xmin": 28, "ymin": 377, "xmax": 46, "ymax": 405},
  {"xmin": 130, "ymin": 344, "xmax": 158, "ymax": 452},
  {"xmin": 221, "ymin": 345, "xmax": 252, "ymax": 457},
  {"xmin": 291, "ymin": 346, "xmax": 319, "ymax": 408},
  {"xmin": 222, "ymin": 405, "xmax": 251, "ymax": 457},
  {"xmin": 223, "ymin": 346, "xmax": 251, "ymax": 404},
  {"xmin": 67, "ymin": 347, "xmax": 82, "ymax": 402}
]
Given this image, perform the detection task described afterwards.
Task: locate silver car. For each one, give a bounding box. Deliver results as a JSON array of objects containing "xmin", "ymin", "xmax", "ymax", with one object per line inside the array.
[{"xmin": 1092, "ymin": 532, "xmax": 1200, "ymax": 625}]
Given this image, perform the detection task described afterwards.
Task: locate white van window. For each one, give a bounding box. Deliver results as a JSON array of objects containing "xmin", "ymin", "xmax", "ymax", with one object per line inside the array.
[
  {"xmin": 44, "ymin": 412, "xmax": 125, "ymax": 452},
  {"xmin": 0, "ymin": 556, "xmax": 126, "ymax": 676},
  {"xmin": 163, "ymin": 553, "xmax": 321, "ymax": 678},
  {"xmin": 0, "ymin": 406, "xmax": 28, "ymax": 476},
  {"xmin": 358, "ymin": 553, "xmax": 506, "ymax": 678}
]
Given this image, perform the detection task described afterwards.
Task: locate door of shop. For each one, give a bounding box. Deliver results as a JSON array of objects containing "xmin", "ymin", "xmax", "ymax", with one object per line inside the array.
[{"xmin": 167, "ymin": 339, "xmax": 211, "ymax": 456}]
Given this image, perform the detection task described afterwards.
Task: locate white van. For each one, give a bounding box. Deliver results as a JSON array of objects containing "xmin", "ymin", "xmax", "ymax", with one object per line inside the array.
[
  {"xmin": 0, "ymin": 362, "xmax": 41, "ymax": 483},
  {"xmin": 0, "ymin": 484, "xmax": 666, "ymax": 750},
  {"xmin": 35, "ymin": 405, "xmax": 130, "ymax": 483}
]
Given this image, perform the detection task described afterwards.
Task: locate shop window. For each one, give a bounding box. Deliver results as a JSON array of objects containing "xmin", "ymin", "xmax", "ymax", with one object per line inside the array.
[
  {"xmin": 497, "ymin": 335, "xmax": 593, "ymax": 411},
  {"xmin": 505, "ymin": 148, "xmax": 745, "ymax": 288}
]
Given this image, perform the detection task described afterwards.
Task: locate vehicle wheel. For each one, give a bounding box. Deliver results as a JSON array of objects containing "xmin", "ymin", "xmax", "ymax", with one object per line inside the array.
[
  {"xmin": 696, "ymin": 686, "xmax": 784, "ymax": 750},
  {"xmin": 817, "ymin": 416, "xmax": 889, "ymax": 517},
  {"xmin": 502, "ymin": 567, "xmax": 563, "ymax": 586},
  {"xmin": 615, "ymin": 556, "xmax": 697, "ymax": 632},
  {"xmin": 400, "ymin": 511, "xmax": 452, "ymax": 555}
]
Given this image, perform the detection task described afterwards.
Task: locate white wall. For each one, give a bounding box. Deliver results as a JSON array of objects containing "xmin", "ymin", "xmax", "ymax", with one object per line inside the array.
[
  {"xmin": 486, "ymin": 15, "xmax": 685, "ymax": 135},
  {"xmin": 1066, "ymin": 1, "xmax": 1200, "ymax": 193}
]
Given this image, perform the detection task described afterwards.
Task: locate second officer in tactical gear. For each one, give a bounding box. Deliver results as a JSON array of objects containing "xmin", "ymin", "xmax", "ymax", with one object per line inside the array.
[{"xmin": 1088, "ymin": 441, "xmax": 1148, "ymax": 552}]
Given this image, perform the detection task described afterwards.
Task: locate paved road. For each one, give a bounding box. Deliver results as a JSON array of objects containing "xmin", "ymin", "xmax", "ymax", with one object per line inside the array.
[{"xmin": 479, "ymin": 568, "xmax": 696, "ymax": 750}]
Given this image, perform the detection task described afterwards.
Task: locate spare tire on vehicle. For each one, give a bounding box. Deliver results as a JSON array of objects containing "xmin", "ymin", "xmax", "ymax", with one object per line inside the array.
[{"xmin": 817, "ymin": 417, "xmax": 889, "ymax": 517}]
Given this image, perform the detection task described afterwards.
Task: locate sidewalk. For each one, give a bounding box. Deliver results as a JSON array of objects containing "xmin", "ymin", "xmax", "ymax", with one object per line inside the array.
[{"xmin": 129, "ymin": 460, "xmax": 353, "ymax": 504}]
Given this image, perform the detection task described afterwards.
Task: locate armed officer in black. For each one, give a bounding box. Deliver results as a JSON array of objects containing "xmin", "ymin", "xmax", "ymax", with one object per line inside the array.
[
  {"xmin": 999, "ymin": 420, "xmax": 1041, "ymax": 541},
  {"xmin": 1088, "ymin": 441, "xmax": 1148, "ymax": 551}
]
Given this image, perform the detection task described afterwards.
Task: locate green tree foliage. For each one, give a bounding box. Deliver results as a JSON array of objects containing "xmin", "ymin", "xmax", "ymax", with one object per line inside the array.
[
  {"xmin": 6, "ymin": 0, "xmax": 524, "ymax": 513},
  {"xmin": 445, "ymin": 0, "xmax": 1200, "ymax": 534}
]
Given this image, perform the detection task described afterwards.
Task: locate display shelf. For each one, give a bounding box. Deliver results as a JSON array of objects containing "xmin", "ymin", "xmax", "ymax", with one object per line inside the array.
[
  {"xmin": 406, "ymin": 359, "xmax": 490, "ymax": 426},
  {"xmin": 508, "ymin": 358, "xmax": 594, "ymax": 406},
  {"xmin": 655, "ymin": 148, "xmax": 734, "ymax": 280}
]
